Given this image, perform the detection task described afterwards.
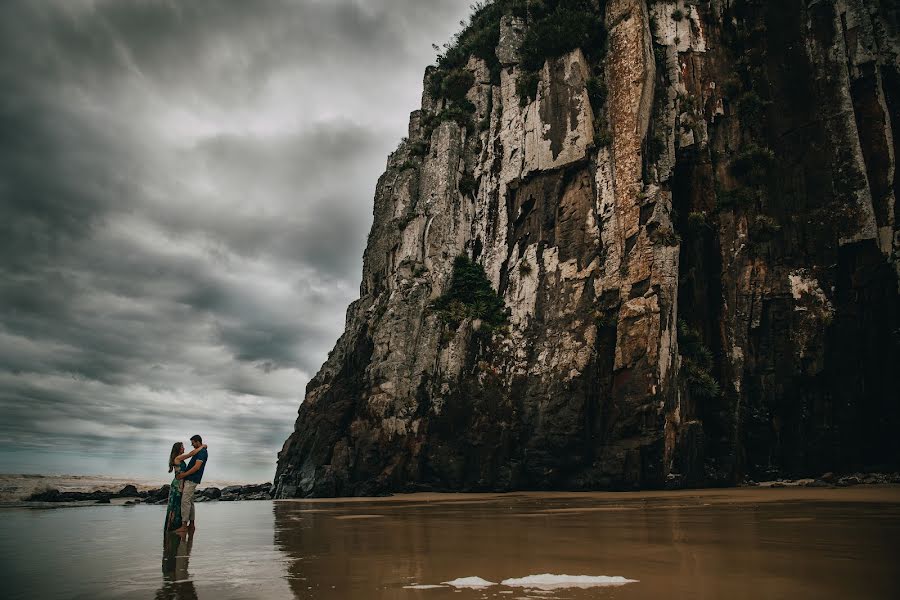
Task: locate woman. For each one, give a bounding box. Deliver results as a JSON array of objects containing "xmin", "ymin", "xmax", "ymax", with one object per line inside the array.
[{"xmin": 164, "ymin": 441, "xmax": 207, "ymax": 532}]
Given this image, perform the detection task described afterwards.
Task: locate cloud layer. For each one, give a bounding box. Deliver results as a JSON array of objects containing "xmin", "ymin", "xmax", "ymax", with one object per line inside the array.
[{"xmin": 0, "ymin": 0, "xmax": 470, "ymax": 481}]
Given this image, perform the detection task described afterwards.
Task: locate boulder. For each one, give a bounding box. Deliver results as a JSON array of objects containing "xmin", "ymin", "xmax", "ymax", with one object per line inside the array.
[
  {"xmin": 146, "ymin": 485, "xmax": 170, "ymax": 502},
  {"xmin": 27, "ymin": 489, "xmax": 115, "ymax": 503},
  {"xmin": 200, "ymin": 487, "xmax": 221, "ymax": 499},
  {"xmin": 240, "ymin": 483, "xmax": 271, "ymax": 494},
  {"xmin": 805, "ymin": 479, "xmax": 831, "ymax": 488},
  {"xmin": 27, "ymin": 488, "xmax": 62, "ymax": 502},
  {"xmin": 117, "ymin": 485, "xmax": 139, "ymax": 497},
  {"xmin": 664, "ymin": 473, "xmax": 684, "ymax": 490}
]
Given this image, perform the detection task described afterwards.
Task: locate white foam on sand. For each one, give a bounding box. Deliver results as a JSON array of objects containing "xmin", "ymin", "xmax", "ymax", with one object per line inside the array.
[
  {"xmin": 500, "ymin": 574, "xmax": 639, "ymax": 589},
  {"xmin": 440, "ymin": 577, "xmax": 497, "ymax": 588}
]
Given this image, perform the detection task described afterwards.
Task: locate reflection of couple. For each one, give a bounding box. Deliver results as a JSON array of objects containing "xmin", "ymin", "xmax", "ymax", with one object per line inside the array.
[
  {"xmin": 157, "ymin": 530, "xmax": 197, "ymax": 600},
  {"xmin": 165, "ymin": 435, "xmax": 209, "ymax": 533}
]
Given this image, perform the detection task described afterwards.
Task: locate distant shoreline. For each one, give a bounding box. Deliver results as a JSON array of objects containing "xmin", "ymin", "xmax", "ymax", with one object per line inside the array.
[
  {"xmin": 4, "ymin": 472, "xmax": 899, "ymax": 506},
  {"xmin": 0, "ymin": 473, "xmax": 265, "ymax": 503},
  {"xmin": 0, "ymin": 472, "xmax": 252, "ymax": 484}
]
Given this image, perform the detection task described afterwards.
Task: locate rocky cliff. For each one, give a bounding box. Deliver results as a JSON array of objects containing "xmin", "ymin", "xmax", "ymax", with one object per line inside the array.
[{"xmin": 275, "ymin": 0, "xmax": 900, "ymax": 498}]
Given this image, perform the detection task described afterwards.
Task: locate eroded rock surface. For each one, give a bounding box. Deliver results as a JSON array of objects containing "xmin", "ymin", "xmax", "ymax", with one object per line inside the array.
[{"xmin": 275, "ymin": 1, "xmax": 900, "ymax": 498}]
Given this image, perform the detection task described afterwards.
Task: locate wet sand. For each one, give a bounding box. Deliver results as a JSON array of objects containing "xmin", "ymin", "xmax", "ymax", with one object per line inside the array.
[
  {"xmin": 279, "ymin": 484, "xmax": 900, "ymax": 506},
  {"xmin": 274, "ymin": 486, "xmax": 900, "ymax": 599},
  {"xmin": 1, "ymin": 486, "xmax": 898, "ymax": 599}
]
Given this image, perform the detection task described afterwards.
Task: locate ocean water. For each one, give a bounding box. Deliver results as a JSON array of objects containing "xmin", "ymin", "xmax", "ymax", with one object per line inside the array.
[{"xmin": 1, "ymin": 487, "xmax": 899, "ymax": 599}]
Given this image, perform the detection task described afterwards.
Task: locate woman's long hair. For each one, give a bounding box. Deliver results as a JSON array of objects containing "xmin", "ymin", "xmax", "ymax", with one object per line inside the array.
[{"xmin": 168, "ymin": 442, "xmax": 184, "ymax": 473}]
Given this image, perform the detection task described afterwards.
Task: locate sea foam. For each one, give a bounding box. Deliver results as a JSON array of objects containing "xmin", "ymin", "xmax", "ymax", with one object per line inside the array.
[
  {"xmin": 500, "ymin": 573, "xmax": 638, "ymax": 589},
  {"xmin": 440, "ymin": 576, "xmax": 497, "ymax": 588}
]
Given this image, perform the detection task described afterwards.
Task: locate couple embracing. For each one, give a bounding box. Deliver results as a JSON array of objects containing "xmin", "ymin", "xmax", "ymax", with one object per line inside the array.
[{"xmin": 165, "ymin": 435, "xmax": 209, "ymax": 533}]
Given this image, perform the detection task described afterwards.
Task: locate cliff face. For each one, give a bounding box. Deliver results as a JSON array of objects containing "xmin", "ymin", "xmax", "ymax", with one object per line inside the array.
[{"xmin": 275, "ymin": 0, "xmax": 900, "ymax": 498}]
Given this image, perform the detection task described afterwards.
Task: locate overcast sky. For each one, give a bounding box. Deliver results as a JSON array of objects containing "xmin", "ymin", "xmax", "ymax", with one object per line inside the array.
[{"xmin": 0, "ymin": 0, "xmax": 472, "ymax": 482}]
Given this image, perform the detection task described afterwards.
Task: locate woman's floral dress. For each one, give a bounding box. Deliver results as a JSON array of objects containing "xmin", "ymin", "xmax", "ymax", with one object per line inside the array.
[{"xmin": 164, "ymin": 461, "xmax": 186, "ymax": 531}]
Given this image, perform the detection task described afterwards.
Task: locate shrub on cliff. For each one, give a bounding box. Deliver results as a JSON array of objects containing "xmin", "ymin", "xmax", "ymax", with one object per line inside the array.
[
  {"xmin": 519, "ymin": 3, "xmax": 605, "ymax": 71},
  {"xmin": 516, "ymin": 71, "xmax": 541, "ymax": 105},
  {"xmin": 749, "ymin": 214, "xmax": 781, "ymax": 240},
  {"xmin": 684, "ymin": 361, "xmax": 720, "ymax": 399},
  {"xmin": 421, "ymin": 105, "xmax": 477, "ymax": 136},
  {"xmin": 430, "ymin": 1, "xmax": 607, "ymax": 106},
  {"xmin": 678, "ymin": 320, "xmax": 720, "ymax": 399},
  {"xmin": 736, "ymin": 91, "xmax": 771, "ymax": 123},
  {"xmin": 428, "ymin": 68, "xmax": 476, "ymax": 103},
  {"xmin": 434, "ymin": 0, "xmax": 528, "ymax": 73},
  {"xmin": 687, "ymin": 211, "xmax": 713, "ymax": 233},
  {"xmin": 650, "ymin": 225, "xmax": 680, "ymax": 246},
  {"xmin": 458, "ymin": 172, "xmax": 478, "ymax": 197},
  {"xmin": 730, "ymin": 144, "xmax": 775, "ymax": 184},
  {"xmin": 586, "ymin": 76, "xmax": 607, "ymax": 112},
  {"xmin": 432, "ymin": 255, "xmax": 508, "ymax": 329},
  {"xmin": 515, "ymin": 1, "xmax": 607, "ymax": 103},
  {"xmin": 593, "ymin": 115, "xmax": 613, "ymax": 147},
  {"xmin": 408, "ymin": 139, "xmax": 431, "ymax": 158},
  {"xmin": 721, "ymin": 77, "xmax": 741, "ymax": 99}
]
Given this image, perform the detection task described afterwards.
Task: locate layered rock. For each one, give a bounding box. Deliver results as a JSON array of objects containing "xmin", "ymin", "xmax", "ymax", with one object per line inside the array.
[{"xmin": 275, "ymin": 0, "xmax": 900, "ymax": 497}]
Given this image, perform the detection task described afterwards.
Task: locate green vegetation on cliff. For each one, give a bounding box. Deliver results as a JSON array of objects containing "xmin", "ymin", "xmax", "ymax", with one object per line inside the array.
[
  {"xmin": 515, "ymin": 1, "xmax": 608, "ymax": 104},
  {"xmin": 433, "ymin": 1, "xmax": 527, "ymax": 74},
  {"xmin": 730, "ymin": 143, "xmax": 775, "ymax": 185},
  {"xmin": 432, "ymin": 255, "xmax": 508, "ymax": 329},
  {"xmin": 428, "ymin": 1, "xmax": 608, "ymax": 104},
  {"xmin": 518, "ymin": 1, "xmax": 606, "ymax": 71},
  {"xmin": 428, "ymin": 68, "xmax": 476, "ymax": 102},
  {"xmin": 678, "ymin": 320, "xmax": 720, "ymax": 399}
]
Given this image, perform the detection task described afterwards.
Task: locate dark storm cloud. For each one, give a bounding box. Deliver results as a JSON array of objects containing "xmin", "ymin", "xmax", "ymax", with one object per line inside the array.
[
  {"xmin": 164, "ymin": 123, "xmax": 384, "ymax": 277},
  {"xmin": 0, "ymin": 0, "xmax": 472, "ymax": 480}
]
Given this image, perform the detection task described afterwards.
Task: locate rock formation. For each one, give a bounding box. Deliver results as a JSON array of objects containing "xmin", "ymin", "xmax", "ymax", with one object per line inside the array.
[{"xmin": 275, "ymin": 0, "xmax": 900, "ymax": 497}]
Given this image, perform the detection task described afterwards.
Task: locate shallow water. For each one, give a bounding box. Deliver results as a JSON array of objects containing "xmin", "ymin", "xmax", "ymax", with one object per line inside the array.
[{"xmin": 1, "ymin": 487, "xmax": 899, "ymax": 599}]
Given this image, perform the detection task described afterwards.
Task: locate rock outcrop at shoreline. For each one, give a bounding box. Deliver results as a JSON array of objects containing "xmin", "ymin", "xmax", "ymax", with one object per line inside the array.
[
  {"xmin": 26, "ymin": 483, "xmax": 273, "ymax": 504},
  {"xmin": 743, "ymin": 471, "xmax": 900, "ymax": 489},
  {"xmin": 276, "ymin": 0, "xmax": 900, "ymax": 498}
]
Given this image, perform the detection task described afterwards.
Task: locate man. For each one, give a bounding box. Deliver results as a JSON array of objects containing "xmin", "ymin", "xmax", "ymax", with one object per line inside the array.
[{"xmin": 175, "ymin": 435, "xmax": 207, "ymax": 533}]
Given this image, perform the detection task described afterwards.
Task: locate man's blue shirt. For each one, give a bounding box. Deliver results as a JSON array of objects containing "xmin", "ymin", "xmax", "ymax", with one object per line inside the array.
[{"xmin": 186, "ymin": 448, "xmax": 208, "ymax": 484}]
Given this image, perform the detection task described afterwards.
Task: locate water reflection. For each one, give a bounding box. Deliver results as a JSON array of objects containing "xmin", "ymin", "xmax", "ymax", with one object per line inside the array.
[
  {"xmin": 156, "ymin": 532, "xmax": 198, "ymax": 600},
  {"xmin": 271, "ymin": 492, "xmax": 900, "ymax": 600},
  {"xmin": 271, "ymin": 495, "xmax": 690, "ymax": 599}
]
